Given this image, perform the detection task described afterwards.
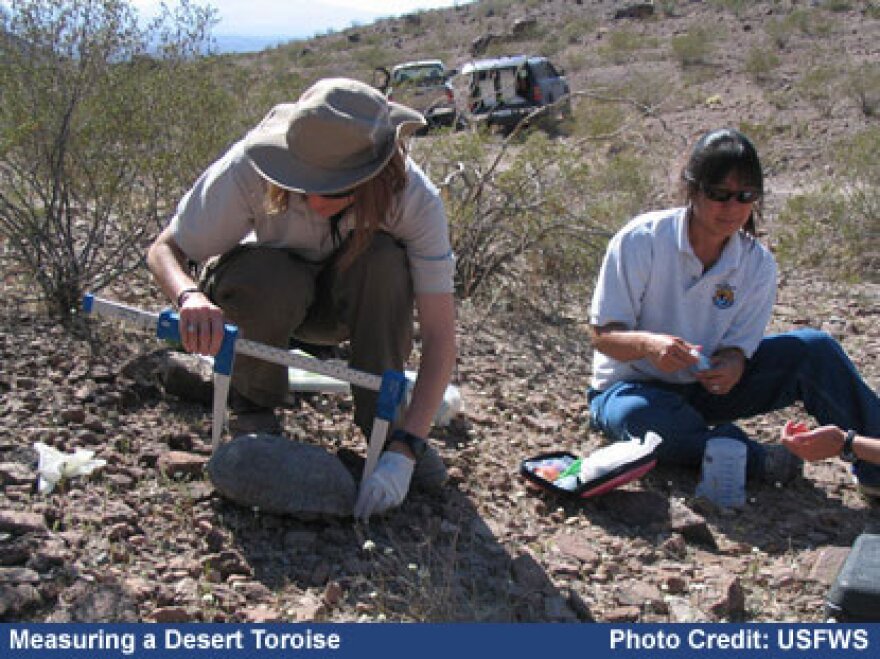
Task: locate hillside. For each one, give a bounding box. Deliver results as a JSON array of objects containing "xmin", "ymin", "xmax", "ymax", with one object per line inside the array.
[{"xmin": 0, "ymin": 0, "xmax": 879, "ymax": 623}]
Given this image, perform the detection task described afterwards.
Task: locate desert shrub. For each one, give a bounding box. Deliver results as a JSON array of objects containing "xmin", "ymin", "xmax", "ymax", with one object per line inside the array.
[
  {"xmin": 0, "ymin": 0, "xmax": 235, "ymax": 318},
  {"xmin": 786, "ymin": 8, "xmax": 835, "ymax": 37},
  {"xmin": 560, "ymin": 48, "xmax": 589, "ymax": 75},
  {"xmin": 670, "ymin": 28, "xmax": 714, "ymax": 67},
  {"xmin": 351, "ymin": 44, "xmax": 396, "ymax": 71},
  {"xmin": 764, "ymin": 16, "xmax": 794, "ymax": 49},
  {"xmin": 708, "ymin": 0, "xmax": 749, "ymax": 16},
  {"xmin": 844, "ymin": 61, "xmax": 880, "ymax": 116},
  {"xmin": 794, "ymin": 64, "xmax": 840, "ymax": 117},
  {"xmin": 820, "ymin": 0, "xmax": 852, "ymax": 11},
  {"xmin": 416, "ymin": 129, "xmax": 654, "ymax": 299},
  {"xmin": 559, "ymin": 17, "xmax": 599, "ymax": 45},
  {"xmin": 656, "ymin": 1, "xmax": 679, "ymax": 17},
  {"xmin": 598, "ymin": 29, "xmax": 654, "ymax": 65},
  {"xmin": 570, "ymin": 98, "xmax": 627, "ymax": 140},
  {"xmin": 615, "ymin": 70, "xmax": 679, "ymax": 116},
  {"xmin": 775, "ymin": 129, "xmax": 880, "ymax": 281},
  {"xmin": 745, "ymin": 45, "xmax": 780, "ymax": 82}
]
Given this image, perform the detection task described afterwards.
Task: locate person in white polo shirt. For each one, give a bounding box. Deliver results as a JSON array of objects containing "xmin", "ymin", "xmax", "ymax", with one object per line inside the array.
[
  {"xmin": 588, "ymin": 128, "xmax": 880, "ymax": 493},
  {"xmin": 146, "ymin": 78, "xmax": 457, "ymax": 519}
]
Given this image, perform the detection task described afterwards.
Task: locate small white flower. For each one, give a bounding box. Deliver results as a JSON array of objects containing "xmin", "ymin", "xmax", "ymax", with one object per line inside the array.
[{"xmin": 362, "ymin": 540, "xmax": 376, "ymax": 552}]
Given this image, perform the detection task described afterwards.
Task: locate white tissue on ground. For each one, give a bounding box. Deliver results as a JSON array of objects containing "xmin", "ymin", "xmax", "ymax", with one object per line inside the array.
[{"xmin": 34, "ymin": 442, "xmax": 107, "ymax": 494}]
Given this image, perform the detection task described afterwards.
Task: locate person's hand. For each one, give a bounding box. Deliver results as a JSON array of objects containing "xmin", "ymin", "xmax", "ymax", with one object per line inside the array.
[
  {"xmin": 178, "ymin": 291, "xmax": 225, "ymax": 356},
  {"xmin": 644, "ymin": 334, "xmax": 702, "ymax": 373},
  {"xmin": 781, "ymin": 420, "xmax": 845, "ymax": 462},
  {"xmin": 694, "ymin": 349, "xmax": 746, "ymax": 395},
  {"xmin": 354, "ymin": 451, "xmax": 414, "ymax": 521}
]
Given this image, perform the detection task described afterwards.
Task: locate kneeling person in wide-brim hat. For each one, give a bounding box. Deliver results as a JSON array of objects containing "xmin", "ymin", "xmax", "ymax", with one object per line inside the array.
[{"xmin": 147, "ymin": 78, "xmax": 457, "ymax": 520}]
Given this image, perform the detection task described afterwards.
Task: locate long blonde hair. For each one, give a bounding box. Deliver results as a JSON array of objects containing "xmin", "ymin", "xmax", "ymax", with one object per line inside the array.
[{"xmin": 264, "ymin": 146, "xmax": 408, "ymax": 270}]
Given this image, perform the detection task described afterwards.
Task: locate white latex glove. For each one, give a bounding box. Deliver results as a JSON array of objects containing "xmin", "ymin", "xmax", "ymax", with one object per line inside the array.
[{"xmin": 354, "ymin": 451, "xmax": 414, "ymax": 521}]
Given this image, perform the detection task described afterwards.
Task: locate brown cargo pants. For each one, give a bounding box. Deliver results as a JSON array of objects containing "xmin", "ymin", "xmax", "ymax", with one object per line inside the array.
[{"xmin": 200, "ymin": 233, "xmax": 414, "ymax": 434}]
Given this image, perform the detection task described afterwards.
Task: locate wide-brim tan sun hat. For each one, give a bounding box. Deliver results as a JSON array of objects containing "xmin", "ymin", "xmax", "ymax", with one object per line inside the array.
[{"xmin": 244, "ymin": 77, "xmax": 426, "ymax": 195}]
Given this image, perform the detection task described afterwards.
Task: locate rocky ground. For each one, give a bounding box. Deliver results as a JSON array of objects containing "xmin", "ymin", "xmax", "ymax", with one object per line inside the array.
[
  {"xmin": 0, "ymin": 269, "xmax": 878, "ymax": 623},
  {"xmin": 2, "ymin": 0, "xmax": 880, "ymax": 626}
]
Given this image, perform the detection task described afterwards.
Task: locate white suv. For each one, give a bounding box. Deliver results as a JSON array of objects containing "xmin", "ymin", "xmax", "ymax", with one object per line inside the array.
[{"xmin": 374, "ymin": 60, "xmax": 462, "ymax": 130}]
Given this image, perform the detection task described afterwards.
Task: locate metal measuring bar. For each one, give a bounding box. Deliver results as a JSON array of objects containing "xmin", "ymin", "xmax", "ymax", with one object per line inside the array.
[{"xmin": 82, "ymin": 294, "xmax": 407, "ymax": 487}]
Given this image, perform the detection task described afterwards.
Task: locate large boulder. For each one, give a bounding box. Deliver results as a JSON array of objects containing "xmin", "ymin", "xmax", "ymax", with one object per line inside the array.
[{"xmin": 207, "ymin": 434, "xmax": 356, "ymax": 519}]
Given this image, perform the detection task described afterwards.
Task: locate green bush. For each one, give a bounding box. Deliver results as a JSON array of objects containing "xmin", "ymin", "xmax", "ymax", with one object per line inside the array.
[
  {"xmin": 845, "ymin": 61, "xmax": 880, "ymax": 116},
  {"xmin": 786, "ymin": 8, "xmax": 835, "ymax": 37},
  {"xmin": 795, "ymin": 64, "xmax": 840, "ymax": 117},
  {"xmin": 820, "ymin": 0, "xmax": 852, "ymax": 11},
  {"xmin": 0, "ymin": 0, "xmax": 235, "ymax": 318},
  {"xmin": 598, "ymin": 29, "xmax": 655, "ymax": 65},
  {"xmin": 764, "ymin": 16, "xmax": 794, "ymax": 49},
  {"xmin": 775, "ymin": 129, "xmax": 880, "ymax": 282},
  {"xmin": 670, "ymin": 28, "xmax": 714, "ymax": 67},
  {"xmin": 709, "ymin": 0, "xmax": 749, "ymax": 16},
  {"xmin": 745, "ymin": 45, "xmax": 780, "ymax": 82},
  {"xmin": 571, "ymin": 99, "xmax": 627, "ymax": 140},
  {"xmin": 417, "ymin": 129, "xmax": 653, "ymax": 299},
  {"xmin": 559, "ymin": 18, "xmax": 598, "ymax": 45}
]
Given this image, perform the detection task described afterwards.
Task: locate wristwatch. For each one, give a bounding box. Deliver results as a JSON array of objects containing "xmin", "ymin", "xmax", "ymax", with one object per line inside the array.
[
  {"xmin": 386, "ymin": 429, "xmax": 428, "ymax": 460},
  {"xmin": 840, "ymin": 429, "xmax": 857, "ymax": 463}
]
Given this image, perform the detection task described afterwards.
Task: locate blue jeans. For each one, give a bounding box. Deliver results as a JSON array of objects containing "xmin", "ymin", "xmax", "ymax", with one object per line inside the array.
[{"xmin": 588, "ymin": 329, "xmax": 880, "ymax": 485}]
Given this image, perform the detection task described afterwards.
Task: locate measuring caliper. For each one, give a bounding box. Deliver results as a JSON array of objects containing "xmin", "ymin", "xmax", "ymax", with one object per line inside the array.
[{"xmin": 82, "ymin": 294, "xmax": 407, "ymax": 486}]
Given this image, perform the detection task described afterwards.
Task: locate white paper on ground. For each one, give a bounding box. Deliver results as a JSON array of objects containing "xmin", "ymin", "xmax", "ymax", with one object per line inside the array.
[{"xmin": 34, "ymin": 442, "xmax": 107, "ymax": 494}]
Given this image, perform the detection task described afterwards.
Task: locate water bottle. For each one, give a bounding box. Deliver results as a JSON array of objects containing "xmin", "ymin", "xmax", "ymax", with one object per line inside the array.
[{"xmin": 696, "ymin": 436, "xmax": 747, "ymax": 509}]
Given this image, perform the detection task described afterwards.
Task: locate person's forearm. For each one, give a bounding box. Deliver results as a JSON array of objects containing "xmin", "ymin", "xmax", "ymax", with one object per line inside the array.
[
  {"xmin": 399, "ymin": 294, "xmax": 456, "ymax": 438},
  {"xmin": 402, "ymin": 344, "xmax": 455, "ymax": 437},
  {"xmin": 590, "ymin": 325, "xmax": 656, "ymax": 362},
  {"xmin": 146, "ymin": 227, "xmax": 199, "ymax": 305},
  {"xmin": 854, "ymin": 435, "xmax": 880, "ymax": 466}
]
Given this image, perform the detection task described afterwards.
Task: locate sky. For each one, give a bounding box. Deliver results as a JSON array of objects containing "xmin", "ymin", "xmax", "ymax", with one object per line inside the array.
[{"xmin": 129, "ymin": 0, "xmax": 473, "ymax": 40}]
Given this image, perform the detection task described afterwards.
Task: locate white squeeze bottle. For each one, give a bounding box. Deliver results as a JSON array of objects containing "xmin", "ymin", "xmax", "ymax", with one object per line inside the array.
[{"xmin": 695, "ymin": 436, "xmax": 747, "ymax": 509}]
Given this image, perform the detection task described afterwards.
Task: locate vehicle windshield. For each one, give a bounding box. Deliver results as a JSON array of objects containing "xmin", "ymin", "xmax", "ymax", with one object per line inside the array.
[
  {"xmin": 392, "ymin": 64, "xmax": 444, "ymax": 85},
  {"xmin": 529, "ymin": 60, "xmax": 558, "ymax": 78}
]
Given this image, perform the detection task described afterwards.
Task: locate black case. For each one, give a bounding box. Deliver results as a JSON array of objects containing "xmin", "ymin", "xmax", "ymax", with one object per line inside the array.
[{"xmin": 825, "ymin": 533, "xmax": 880, "ymax": 622}]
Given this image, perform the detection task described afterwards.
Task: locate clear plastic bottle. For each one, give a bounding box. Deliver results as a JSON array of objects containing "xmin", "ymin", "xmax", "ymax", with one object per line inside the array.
[{"xmin": 695, "ymin": 436, "xmax": 747, "ymax": 509}]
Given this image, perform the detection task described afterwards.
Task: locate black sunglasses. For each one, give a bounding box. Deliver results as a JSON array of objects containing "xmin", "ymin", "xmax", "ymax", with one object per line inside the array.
[
  {"xmin": 317, "ymin": 189, "xmax": 355, "ymax": 200},
  {"xmin": 701, "ymin": 184, "xmax": 761, "ymax": 204}
]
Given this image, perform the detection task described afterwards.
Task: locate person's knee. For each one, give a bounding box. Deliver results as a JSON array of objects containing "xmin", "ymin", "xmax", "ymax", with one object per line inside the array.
[
  {"xmin": 349, "ymin": 234, "xmax": 411, "ymax": 305},
  {"xmin": 362, "ymin": 234, "xmax": 408, "ymax": 281},
  {"xmin": 790, "ymin": 328, "xmax": 844, "ymax": 363},
  {"xmin": 210, "ymin": 248, "xmax": 314, "ymax": 325}
]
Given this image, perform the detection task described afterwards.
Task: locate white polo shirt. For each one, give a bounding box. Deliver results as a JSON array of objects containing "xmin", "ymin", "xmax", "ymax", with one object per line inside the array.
[
  {"xmin": 589, "ymin": 207, "xmax": 777, "ymax": 390},
  {"xmin": 169, "ymin": 139, "xmax": 455, "ymax": 295}
]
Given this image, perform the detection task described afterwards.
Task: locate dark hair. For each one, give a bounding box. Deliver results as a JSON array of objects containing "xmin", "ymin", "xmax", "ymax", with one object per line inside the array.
[{"xmin": 681, "ymin": 128, "xmax": 763, "ymax": 238}]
